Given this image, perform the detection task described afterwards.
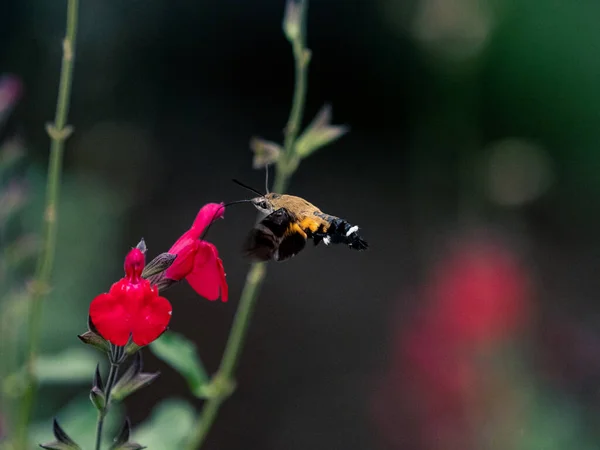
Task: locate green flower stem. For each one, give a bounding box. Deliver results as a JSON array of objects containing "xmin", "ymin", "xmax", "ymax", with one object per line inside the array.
[
  {"xmin": 15, "ymin": 1, "xmax": 79, "ymax": 447},
  {"xmin": 184, "ymin": 263, "xmax": 265, "ymax": 450},
  {"xmin": 185, "ymin": 3, "xmax": 310, "ymax": 449},
  {"xmin": 95, "ymin": 363, "xmax": 120, "ymax": 450},
  {"xmin": 277, "ymin": 1, "xmax": 309, "ymax": 193}
]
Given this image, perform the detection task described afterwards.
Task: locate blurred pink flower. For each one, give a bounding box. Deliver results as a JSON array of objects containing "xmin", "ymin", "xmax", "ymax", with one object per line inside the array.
[
  {"xmin": 372, "ymin": 232, "xmax": 533, "ymax": 450},
  {"xmin": 422, "ymin": 237, "xmax": 531, "ymax": 344},
  {"xmin": 0, "ymin": 75, "xmax": 22, "ymax": 119}
]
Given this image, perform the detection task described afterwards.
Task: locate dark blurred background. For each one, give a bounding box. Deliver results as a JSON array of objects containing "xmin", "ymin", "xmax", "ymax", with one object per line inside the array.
[{"xmin": 3, "ymin": 0, "xmax": 600, "ymax": 449}]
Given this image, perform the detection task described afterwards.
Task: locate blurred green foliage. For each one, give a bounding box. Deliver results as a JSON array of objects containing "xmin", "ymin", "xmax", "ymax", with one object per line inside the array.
[
  {"xmin": 29, "ymin": 395, "xmax": 123, "ymax": 449},
  {"xmin": 131, "ymin": 399, "xmax": 196, "ymax": 448},
  {"xmin": 149, "ymin": 331, "xmax": 209, "ymax": 399}
]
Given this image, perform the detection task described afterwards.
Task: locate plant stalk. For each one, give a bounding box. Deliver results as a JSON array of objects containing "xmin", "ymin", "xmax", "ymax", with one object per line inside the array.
[
  {"xmin": 95, "ymin": 363, "xmax": 119, "ymax": 450},
  {"xmin": 185, "ymin": 2, "xmax": 310, "ymax": 448},
  {"xmin": 15, "ymin": 0, "xmax": 79, "ymax": 447}
]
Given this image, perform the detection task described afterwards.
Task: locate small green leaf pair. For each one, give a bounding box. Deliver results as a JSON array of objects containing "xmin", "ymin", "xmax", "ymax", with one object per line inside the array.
[
  {"xmin": 39, "ymin": 417, "xmax": 145, "ymax": 450},
  {"xmin": 250, "ymin": 103, "xmax": 348, "ymax": 168},
  {"xmin": 295, "ymin": 103, "xmax": 349, "ymax": 157}
]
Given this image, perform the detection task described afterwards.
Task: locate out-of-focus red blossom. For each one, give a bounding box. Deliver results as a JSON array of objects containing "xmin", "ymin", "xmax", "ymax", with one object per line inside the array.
[
  {"xmin": 89, "ymin": 248, "xmax": 172, "ymax": 346},
  {"xmin": 0, "ymin": 75, "xmax": 22, "ymax": 111},
  {"xmin": 422, "ymin": 238, "xmax": 531, "ymax": 344},
  {"xmin": 165, "ymin": 203, "xmax": 228, "ymax": 302},
  {"xmin": 371, "ymin": 235, "xmax": 533, "ymax": 450}
]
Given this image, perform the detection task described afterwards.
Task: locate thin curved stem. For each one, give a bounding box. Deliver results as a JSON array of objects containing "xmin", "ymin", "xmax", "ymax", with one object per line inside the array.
[
  {"xmin": 184, "ymin": 263, "xmax": 266, "ymax": 449},
  {"xmin": 185, "ymin": 3, "xmax": 311, "ymax": 448},
  {"xmin": 15, "ymin": 0, "xmax": 79, "ymax": 447}
]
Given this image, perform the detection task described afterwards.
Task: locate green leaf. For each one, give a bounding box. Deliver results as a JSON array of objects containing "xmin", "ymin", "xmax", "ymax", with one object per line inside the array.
[
  {"xmin": 132, "ymin": 399, "xmax": 196, "ymax": 448},
  {"xmin": 36, "ymin": 348, "xmax": 99, "ymax": 384},
  {"xmin": 295, "ymin": 104, "xmax": 349, "ymax": 157},
  {"xmin": 149, "ymin": 331, "xmax": 209, "ymax": 398},
  {"xmin": 249, "ymin": 136, "xmax": 282, "ymax": 169}
]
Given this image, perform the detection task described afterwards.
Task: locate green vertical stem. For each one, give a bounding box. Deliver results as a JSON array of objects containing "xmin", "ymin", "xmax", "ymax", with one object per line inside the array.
[
  {"xmin": 15, "ymin": 1, "xmax": 79, "ymax": 448},
  {"xmin": 95, "ymin": 363, "xmax": 120, "ymax": 450},
  {"xmin": 276, "ymin": 0, "xmax": 309, "ymax": 194},
  {"xmin": 185, "ymin": 2, "xmax": 310, "ymax": 449}
]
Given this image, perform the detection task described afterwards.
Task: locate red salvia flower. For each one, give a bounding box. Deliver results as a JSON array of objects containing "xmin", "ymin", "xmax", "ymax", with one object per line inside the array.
[
  {"xmin": 164, "ymin": 203, "xmax": 228, "ymax": 302},
  {"xmin": 89, "ymin": 247, "xmax": 172, "ymax": 346}
]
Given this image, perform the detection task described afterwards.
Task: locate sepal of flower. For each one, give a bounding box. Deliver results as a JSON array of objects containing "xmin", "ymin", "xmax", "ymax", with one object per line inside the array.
[
  {"xmin": 160, "ymin": 203, "xmax": 229, "ymax": 302},
  {"xmin": 89, "ymin": 364, "xmax": 107, "ymax": 411},
  {"xmin": 111, "ymin": 352, "xmax": 160, "ymax": 402},
  {"xmin": 109, "ymin": 418, "xmax": 146, "ymax": 450},
  {"xmin": 90, "ymin": 385, "xmax": 106, "ymax": 412},
  {"xmin": 39, "ymin": 418, "xmax": 81, "ymax": 450},
  {"xmin": 141, "ymin": 252, "xmax": 177, "ymax": 279},
  {"xmin": 89, "ymin": 246, "xmax": 172, "ymax": 347},
  {"xmin": 77, "ymin": 317, "xmax": 110, "ymax": 354},
  {"xmin": 123, "ymin": 337, "xmax": 141, "ymax": 356}
]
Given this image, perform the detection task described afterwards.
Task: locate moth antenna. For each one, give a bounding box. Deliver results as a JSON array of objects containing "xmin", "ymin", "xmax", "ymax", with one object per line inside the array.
[
  {"xmin": 265, "ymin": 164, "xmax": 270, "ymax": 194},
  {"xmin": 232, "ymin": 179, "xmax": 265, "ymax": 197}
]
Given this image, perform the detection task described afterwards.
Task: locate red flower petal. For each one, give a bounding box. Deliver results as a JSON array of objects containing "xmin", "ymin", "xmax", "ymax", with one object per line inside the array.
[
  {"xmin": 216, "ymin": 257, "xmax": 228, "ymax": 302},
  {"xmin": 185, "ymin": 241, "xmax": 228, "ymax": 302},
  {"xmin": 166, "ymin": 233, "xmax": 198, "ymax": 281},
  {"xmin": 190, "ymin": 203, "xmax": 225, "ymax": 234},
  {"xmin": 130, "ymin": 285, "xmax": 172, "ymax": 346},
  {"xmin": 90, "ymin": 287, "xmax": 133, "ymax": 346},
  {"xmin": 89, "ymin": 279, "xmax": 172, "ymax": 346}
]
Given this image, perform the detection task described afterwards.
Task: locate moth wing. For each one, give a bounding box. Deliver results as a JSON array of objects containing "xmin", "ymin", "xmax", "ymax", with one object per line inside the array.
[
  {"xmin": 276, "ymin": 228, "xmax": 307, "ymax": 261},
  {"xmin": 243, "ymin": 208, "xmax": 294, "ymax": 262}
]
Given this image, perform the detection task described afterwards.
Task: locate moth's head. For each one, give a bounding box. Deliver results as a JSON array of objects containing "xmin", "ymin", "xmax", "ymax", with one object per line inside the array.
[{"xmin": 251, "ymin": 196, "xmax": 274, "ymax": 214}]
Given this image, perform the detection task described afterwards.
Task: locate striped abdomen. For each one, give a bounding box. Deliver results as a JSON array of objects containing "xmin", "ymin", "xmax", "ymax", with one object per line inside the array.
[{"xmin": 311, "ymin": 212, "xmax": 368, "ymax": 251}]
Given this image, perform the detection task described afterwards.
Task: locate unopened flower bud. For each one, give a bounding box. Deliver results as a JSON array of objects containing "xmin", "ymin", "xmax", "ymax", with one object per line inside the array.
[
  {"xmin": 89, "ymin": 386, "xmax": 106, "ymax": 411},
  {"xmin": 283, "ymin": 0, "xmax": 302, "ymax": 41},
  {"xmin": 135, "ymin": 238, "xmax": 147, "ymax": 254},
  {"xmin": 124, "ymin": 248, "xmax": 145, "ymax": 283}
]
